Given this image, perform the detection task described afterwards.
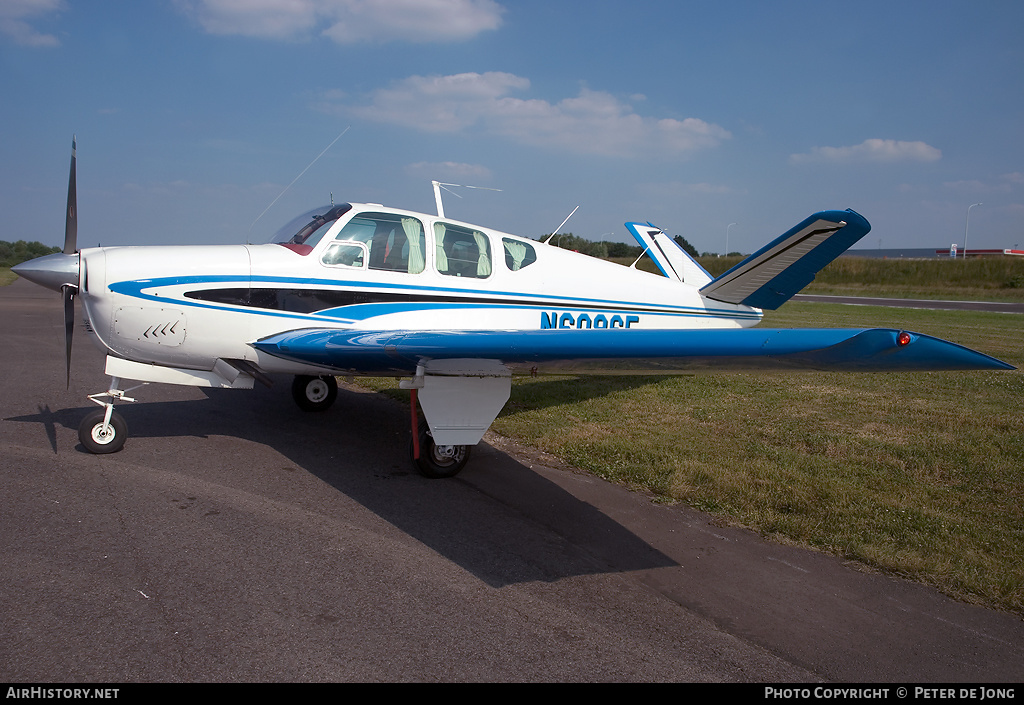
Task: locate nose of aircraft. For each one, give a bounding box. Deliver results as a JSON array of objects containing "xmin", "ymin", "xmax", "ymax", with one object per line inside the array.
[{"xmin": 12, "ymin": 252, "xmax": 81, "ymax": 292}]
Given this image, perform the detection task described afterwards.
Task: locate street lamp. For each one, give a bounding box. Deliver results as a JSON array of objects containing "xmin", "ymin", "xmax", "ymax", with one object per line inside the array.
[
  {"xmin": 964, "ymin": 203, "xmax": 982, "ymax": 259},
  {"xmin": 726, "ymin": 223, "xmax": 737, "ymax": 256}
]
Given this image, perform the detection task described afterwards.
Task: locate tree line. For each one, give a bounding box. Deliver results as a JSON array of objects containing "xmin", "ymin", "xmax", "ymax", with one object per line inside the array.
[
  {"xmin": 0, "ymin": 241, "xmax": 60, "ymax": 268},
  {"xmin": 540, "ymin": 232, "xmax": 700, "ymax": 259}
]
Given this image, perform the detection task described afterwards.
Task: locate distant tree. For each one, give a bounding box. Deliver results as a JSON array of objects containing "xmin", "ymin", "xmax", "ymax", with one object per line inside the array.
[
  {"xmin": 673, "ymin": 235, "xmax": 699, "ymax": 258},
  {"xmin": 606, "ymin": 241, "xmax": 643, "ymax": 258},
  {"xmin": 0, "ymin": 240, "xmax": 60, "ymax": 268}
]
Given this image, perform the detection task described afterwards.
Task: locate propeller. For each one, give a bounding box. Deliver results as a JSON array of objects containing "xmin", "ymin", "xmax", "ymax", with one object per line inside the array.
[
  {"xmin": 12, "ymin": 138, "xmax": 82, "ymax": 387},
  {"xmin": 62, "ymin": 137, "xmax": 78, "ymax": 387}
]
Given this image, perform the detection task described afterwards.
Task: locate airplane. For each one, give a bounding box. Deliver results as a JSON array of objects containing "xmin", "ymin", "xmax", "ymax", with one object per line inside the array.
[{"xmin": 13, "ymin": 139, "xmax": 1015, "ymax": 478}]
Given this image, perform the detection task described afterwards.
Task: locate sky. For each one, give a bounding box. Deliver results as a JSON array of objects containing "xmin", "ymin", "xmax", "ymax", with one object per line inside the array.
[{"xmin": 1, "ymin": 0, "xmax": 1022, "ymax": 255}]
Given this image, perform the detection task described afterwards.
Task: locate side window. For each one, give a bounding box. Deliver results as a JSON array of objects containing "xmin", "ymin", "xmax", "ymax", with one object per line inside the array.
[
  {"xmin": 321, "ymin": 241, "xmax": 367, "ymax": 269},
  {"xmin": 434, "ymin": 223, "xmax": 492, "ymax": 278},
  {"xmin": 502, "ymin": 238, "xmax": 537, "ymax": 271},
  {"xmin": 331, "ymin": 212, "xmax": 425, "ymax": 274}
]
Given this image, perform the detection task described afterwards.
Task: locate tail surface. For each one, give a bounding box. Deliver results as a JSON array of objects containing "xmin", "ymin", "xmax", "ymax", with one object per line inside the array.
[
  {"xmin": 624, "ymin": 222, "xmax": 713, "ymax": 287},
  {"xmin": 699, "ymin": 209, "xmax": 870, "ymax": 309}
]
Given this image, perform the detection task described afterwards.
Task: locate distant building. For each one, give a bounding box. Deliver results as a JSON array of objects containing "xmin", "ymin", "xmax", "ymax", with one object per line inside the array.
[
  {"xmin": 841, "ymin": 248, "xmax": 1024, "ymax": 259},
  {"xmin": 842, "ymin": 248, "xmax": 941, "ymax": 259},
  {"xmin": 932, "ymin": 249, "xmax": 1024, "ymax": 258}
]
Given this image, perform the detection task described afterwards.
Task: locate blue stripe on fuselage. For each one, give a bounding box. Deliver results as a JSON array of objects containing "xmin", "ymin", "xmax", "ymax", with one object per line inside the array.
[{"xmin": 106, "ymin": 274, "xmax": 761, "ymax": 323}]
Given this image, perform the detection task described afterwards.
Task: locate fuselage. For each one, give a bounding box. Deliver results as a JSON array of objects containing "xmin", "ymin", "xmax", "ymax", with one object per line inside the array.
[{"xmin": 72, "ymin": 202, "xmax": 761, "ymax": 376}]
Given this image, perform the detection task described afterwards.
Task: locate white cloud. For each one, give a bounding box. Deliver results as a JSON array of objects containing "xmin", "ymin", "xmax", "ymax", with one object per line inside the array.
[
  {"xmin": 0, "ymin": 0, "xmax": 63, "ymax": 47},
  {"xmin": 790, "ymin": 138, "xmax": 942, "ymax": 165},
  {"xmin": 176, "ymin": 0, "xmax": 503, "ymax": 43},
  {"xmin": 405, "ymin": 161, "xmax": 493, "ymax": 181},
  {"xmin": 641, "ymin": 180, "xmax": 745, "ymax": 200},
  {"xmin": 943, "ymin": 179, "xmax": 991, "ymax": 194},
  {"xmin": 328, "ymin": 72, "xmax": 731, "ymax": 158},
  {"xmin": 943, "ymin": 173, "xmax": 1022, "ymax": 194},
  {"xmin": 683, "ymin": 182, "xmax": 736, "ymax": 195}
]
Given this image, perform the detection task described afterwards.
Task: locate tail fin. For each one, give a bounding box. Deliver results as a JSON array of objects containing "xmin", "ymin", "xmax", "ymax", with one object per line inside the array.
[
  {"xmin": 624, "ymin": 222, "xmax": 713, "ymax": 287},
  {"xmin": 699, "ymin": 209, "xmax": 870, "ymax": 310}
]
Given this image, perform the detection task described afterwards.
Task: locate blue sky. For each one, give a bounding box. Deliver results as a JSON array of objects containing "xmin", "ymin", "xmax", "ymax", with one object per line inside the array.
[{"xmin": 2, "ymin": 0, "xmax": 1022, "ymax": 255}]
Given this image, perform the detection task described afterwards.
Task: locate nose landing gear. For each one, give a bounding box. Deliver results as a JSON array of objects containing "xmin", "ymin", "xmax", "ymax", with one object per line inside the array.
[{"xmin": 78, "ymin": 377, "xmax": 142, "ymax": 454}]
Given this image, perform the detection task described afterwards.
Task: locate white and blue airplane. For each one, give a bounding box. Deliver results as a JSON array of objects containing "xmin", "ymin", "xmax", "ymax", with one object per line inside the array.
[{"xmin": 14, "ymin": 139, "xmax": 1014, "ymax": 477}]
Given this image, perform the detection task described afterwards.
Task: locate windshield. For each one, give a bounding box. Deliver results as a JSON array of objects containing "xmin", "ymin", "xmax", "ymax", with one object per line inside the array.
[{"xmin": 269, "ymin": 204, "xmax": 352, "ymax": 247}]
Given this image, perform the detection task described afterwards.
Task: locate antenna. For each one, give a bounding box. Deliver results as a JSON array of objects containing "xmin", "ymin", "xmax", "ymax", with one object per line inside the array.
[
  {"xmin": 431, "ymin": 180, "xmax": 502, "ymax": 218},
  {"xmin": 629, "ymin": 247, "xmax": 651, "ymax": 269},
  {"xmin": 542, "ymin": 205, "xmax": 579, "ymax": 243},
  {"xmin": 249, "ymin": 126, "xmax": 350, "ymax": 233}
]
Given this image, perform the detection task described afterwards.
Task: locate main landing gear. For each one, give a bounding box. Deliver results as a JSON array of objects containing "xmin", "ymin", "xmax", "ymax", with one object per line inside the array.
[
  {"xmin": 291, "ymin": 374, "xmax": 338, "ymax": 412},
  {"xmin": 411, "ymin": 419, "xmax": 471, "ymax": 479},
  {"xmin": 405, "ymin": 386, "xmax": 471, "ymax": 479}
]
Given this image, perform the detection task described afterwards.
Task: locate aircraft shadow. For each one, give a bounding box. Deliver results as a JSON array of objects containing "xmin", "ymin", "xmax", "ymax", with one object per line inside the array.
[
  {"xmin": 8, "ymin": 379, "xmax": 678, "ymax": 588},
  {"xmin": 500, "ymin": 374, "xmax": 671, "ymax": 417},
  {"xmin": 371, "ymin": 374, "xmax": 669, "ymax": 420}
]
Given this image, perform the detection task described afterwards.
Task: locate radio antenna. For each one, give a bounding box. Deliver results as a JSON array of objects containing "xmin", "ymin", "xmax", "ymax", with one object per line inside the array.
[
  {"xmin": 542, "ymin": 205, "xmax": 579, "ymax": 243},
  {"xmin": 249, "ymin": 126, "xmax": 350, "ymax": 233},
  {"xmin": 432, "ymin": 180, "xmax": 502, "ymax": 218}
]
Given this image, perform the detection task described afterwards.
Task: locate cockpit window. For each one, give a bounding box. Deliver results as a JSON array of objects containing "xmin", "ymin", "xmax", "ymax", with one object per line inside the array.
[{"xmin": 270, "ymin": 204, "xmax": 352, "ymax": 254}]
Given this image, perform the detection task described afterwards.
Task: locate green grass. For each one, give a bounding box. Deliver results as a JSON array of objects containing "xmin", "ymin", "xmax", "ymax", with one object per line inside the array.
[
  {"xmin": 0, "ymin": 268, "xmax": 16, "ymax": 287},
  {"xmin": 361, "ymin": 305, "xmax": 1024, "ymax": 615}
]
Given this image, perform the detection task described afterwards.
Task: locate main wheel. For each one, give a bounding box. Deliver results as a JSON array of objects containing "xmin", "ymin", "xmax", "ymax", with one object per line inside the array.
[
  {"xmin": 411, "ymin": 420, "xmax": 471, "ymax": 478},
  {"xmin": 79, "ymin": 409, "xmax": 127, "ymax": 454},
  {"xmin": 292, "ymin": 375, "xmax": 338, "ymax": 412}
]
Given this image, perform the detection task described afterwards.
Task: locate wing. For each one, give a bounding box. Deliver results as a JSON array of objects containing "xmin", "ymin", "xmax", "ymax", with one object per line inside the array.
[
  {"xmin": 253, "ymin": 326, "xmax": 1011, "ymax": 447},
  {"xmin": 699, "ymin": 209, "xmax": 871, "ymax": 309},
  {"xmin": 253, "ymin": 327, "xmax": 1014, "ymax": 376}
]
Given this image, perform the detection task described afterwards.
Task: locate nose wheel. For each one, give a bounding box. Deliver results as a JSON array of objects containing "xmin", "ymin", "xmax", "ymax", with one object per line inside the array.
[{"xmin": 79, "ymin": 408, "xmax": 127, "ymax": 454}]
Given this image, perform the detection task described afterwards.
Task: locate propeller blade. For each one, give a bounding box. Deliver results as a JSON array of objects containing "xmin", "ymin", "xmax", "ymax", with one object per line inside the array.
[
  {"xmin": 64, "ymin": 136, "xmax": 77, "ymax": 255},
  {"xmin": 63, "ymin": 285, "xmax": 75, "ymax": 388},
  {"xmin": 62, "ymin": 136, "xmax": 78, "ymax": 387}
]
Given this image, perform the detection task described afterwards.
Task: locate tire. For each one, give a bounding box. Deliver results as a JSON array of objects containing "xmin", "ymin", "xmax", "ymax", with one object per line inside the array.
[
  {"xmin": 79, "ymin": 409, "xmax": 127, "ymax": 454},
  {"xmin": 411, "ymin": 420, "xmax": 470, "ymax": 478},
  {"xmin": 292, "ymin": 375, "xmax": 338, "ymax": 412}
]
